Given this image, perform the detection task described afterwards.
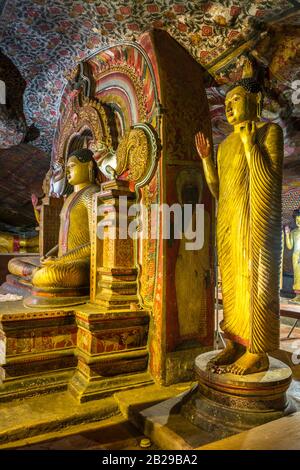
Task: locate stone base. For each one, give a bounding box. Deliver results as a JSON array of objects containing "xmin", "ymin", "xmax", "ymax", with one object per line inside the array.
[
  {"xmin": 180, "ymin": 351, "xmax": 294, "ymax": 439},
  {"xmin": 24, "ymin": 286, "xmax": 89, "ymax": 308},
  {"xmin": 69, "ymin": 369, "xmax": 153, "ymax": 403},
  {"xmin": 0, "ymin": 301, "xmax": 151, "ymax": 403},
  {"xmin": 68, "ymin": 304, "xmax": 151, "ymax": 402},
  {"xmin": 0, "ymin": 302, "xmax": 77, "ymax": 402}
]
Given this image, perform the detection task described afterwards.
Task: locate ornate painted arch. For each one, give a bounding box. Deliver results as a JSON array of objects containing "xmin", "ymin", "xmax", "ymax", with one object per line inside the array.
[{"xmin": 56, "ymin": 98, "xmax": 113, "ymax": 167}]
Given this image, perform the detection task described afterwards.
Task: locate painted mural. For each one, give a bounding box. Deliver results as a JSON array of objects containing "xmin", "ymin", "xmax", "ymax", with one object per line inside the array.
[{"xmin": 0, "ymin": 0, "xmax": 299, "ymax": 163}]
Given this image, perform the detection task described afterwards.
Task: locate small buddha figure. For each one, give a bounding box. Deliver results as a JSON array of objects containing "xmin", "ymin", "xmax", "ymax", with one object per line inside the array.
[
  {"xmin": 22, "ymin": 149, "xmax": 99, "ymax": 307},
  {"xmin": 195, "ymin": 78, "xmax": 283, "ymax": 375},
  {"xmin": 31, "ymin": 168, "xmax": 53, "ymax": 226},
  {"xmin": 285, "ymin": 209, "xmax": 300, "ymax": 302}
]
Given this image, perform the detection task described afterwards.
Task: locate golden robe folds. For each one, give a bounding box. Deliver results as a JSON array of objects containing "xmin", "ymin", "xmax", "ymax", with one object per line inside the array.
[{"xmin": 218, "ymin": 122, "xmax": 283, "ymax": 353}]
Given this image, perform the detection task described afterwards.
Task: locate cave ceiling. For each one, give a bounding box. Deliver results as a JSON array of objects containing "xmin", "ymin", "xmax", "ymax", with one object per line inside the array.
[{"xmin": 0, "ymin": 0, "xmax": 299, "ymax": 163}]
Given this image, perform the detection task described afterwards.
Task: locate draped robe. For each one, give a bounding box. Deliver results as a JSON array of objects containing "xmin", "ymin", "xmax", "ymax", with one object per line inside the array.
[
  {"xmin": 217, "ymin": 122, "xmax": 283, "ymax": 353},
  {"xmin": 32, "ymin": 184, "xmax": 99, "ymax": 288}
]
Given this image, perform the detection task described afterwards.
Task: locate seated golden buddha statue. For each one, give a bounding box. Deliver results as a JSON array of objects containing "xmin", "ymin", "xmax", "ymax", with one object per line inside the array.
[
  {"xmin": 10, "ymin": 148, "xmax": 100, "ymax": 308},
  {"xmin": 4, "ymin": 168, "xmax": 54, "ymax": 294}
]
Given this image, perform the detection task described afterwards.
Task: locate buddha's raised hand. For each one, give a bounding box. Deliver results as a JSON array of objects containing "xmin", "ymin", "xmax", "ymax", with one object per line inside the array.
[
  {"xmin": 195, "ymin": 132, "xmax": 211, "ymax": 159},
  {"xmin": 239, "ymin": 121, "xmax": 256, "ymax": 151}
]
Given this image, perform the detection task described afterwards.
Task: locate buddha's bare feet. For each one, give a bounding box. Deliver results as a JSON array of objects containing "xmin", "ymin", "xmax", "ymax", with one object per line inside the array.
[
  {"xmin": 207, "ymin": 341, "xmax": 245, "ymax": 373},
  {"xmin": 226, "ymin": 350, "xmax": 269, "ymax": 375}
]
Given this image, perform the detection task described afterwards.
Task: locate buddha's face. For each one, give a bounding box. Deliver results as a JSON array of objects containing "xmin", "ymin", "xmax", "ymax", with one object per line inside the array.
[
  {"xmin": 295, "ymin": 215, "xmax": 300, "ymax": 228},
  {"xmin": 225, "ymin": 86, "xmax": 257, "ymax": 125},
  {"xmin": 66, "ymin": 156, "xmax": 90, "ymax": 186}
]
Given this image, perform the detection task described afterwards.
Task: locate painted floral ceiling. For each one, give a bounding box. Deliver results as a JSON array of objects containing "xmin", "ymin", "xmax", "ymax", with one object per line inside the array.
[{"xmin": 0, "ymin": 0, "xmax": 300, "ymax": 161}]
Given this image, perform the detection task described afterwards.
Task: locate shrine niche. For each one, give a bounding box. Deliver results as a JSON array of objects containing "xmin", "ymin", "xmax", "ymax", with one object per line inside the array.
[{"xmin": 0, "ymin": 30, "xmax": 214, "ymax": 403}]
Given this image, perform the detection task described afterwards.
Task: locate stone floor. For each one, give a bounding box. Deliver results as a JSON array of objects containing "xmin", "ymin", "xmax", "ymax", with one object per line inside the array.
[
  {"xmin": 15, "ymin": 415, "xmax": 159, "ymax": 451},
  {"xmin": 4, "ymin": 318, "xmax": 299, "ymax": 451},
  {"xmin": 1, "ymin": 279, "xmax": 300, "ymax": 450}
]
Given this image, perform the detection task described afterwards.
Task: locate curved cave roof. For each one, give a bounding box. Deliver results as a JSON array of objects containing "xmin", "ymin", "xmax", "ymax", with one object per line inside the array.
[
  {"xmin": 0, "ymin": 1, "xmax": 299, "ymax": 229},
  {"xmin": 0, "ymin": 0, "xmax": 299, "ymax": 156}
]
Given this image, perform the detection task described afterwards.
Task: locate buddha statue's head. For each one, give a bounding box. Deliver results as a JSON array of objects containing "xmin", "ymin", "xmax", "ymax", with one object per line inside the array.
[
  {"xmin": 293, "ymin": 209, "xmax": 300, "ymax": 228},
  {"xmin": 225, "ymin": 78, "xmax": 263, "ymax": 126},
  {"xmin": 66, "ymin": 148, "xmax": 97, "ymax": 186}
]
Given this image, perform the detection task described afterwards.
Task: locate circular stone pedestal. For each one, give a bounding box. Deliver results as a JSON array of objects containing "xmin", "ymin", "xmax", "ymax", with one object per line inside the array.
[{"xmin": 181, "ymin": 351, "xmax": 294, "ymax": 439}]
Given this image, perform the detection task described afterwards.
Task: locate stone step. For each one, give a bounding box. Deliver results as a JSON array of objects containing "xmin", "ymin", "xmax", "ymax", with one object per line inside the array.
[{"xmin": 0, "ymin": 390, "xmax": 118, "ymax": 447}]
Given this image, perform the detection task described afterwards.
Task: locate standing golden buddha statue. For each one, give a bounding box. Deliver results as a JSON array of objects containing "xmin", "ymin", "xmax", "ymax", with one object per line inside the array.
[
  {"xmin": 285, "ymin": 209, "xmax": 300, "ymax": 302},
  {"xmin": 24, "ymin": 149, "xmax": 100, "ymax": 307},
  {"xmin": 195, "ymin": 78, "xmax": 283, "ymax": 375}
]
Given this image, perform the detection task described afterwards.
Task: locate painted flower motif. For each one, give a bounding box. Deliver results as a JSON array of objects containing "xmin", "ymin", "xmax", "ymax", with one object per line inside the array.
[
  {"xmin": 202, "ymin": 25, "xmax": 213, "ymax": 36},
  {"xmin": 40, "ymin": 54, "xmax": 49, "ymax": 62},
  {"xmin": 71, "ymin": 33, "xmax": 81, "ymax": 41},
  {"xmin": 47, "ymin": 42, "xmax": 56, "ymax": 49},
  {"xmin": 214, "ymin": 15, "xmax": 227, "ymax": 27},
  {"xmin": 59, "ymin": 49, "xmax": 69, "ymax": 57},
  {"xmin": 173, "ymin": 4, "xmax": 186, "ymax": 14},
  {"xmin": 30, "ymin": 40, "xmax": 39, "ymax": 48},
  {"xmin": 152, "ymin": 20, "xmax": 164, "ymax": 28},
  {"xmin": 72, "ymin": 4, "xmax": 85, "ymax": 14},
  {"xmin": 104, "ymin": 22, "xmax": 114, "ymax": 30},
  {"xmin": 147, "ymin": 4, "xmax": 159, "ymax": 13},
  {"xmin": 39, "ymin": 23, "xmax": 51, "ymax": 32},
  {"xmin": 49, "ymin": 7, "xmax": 61, "ymax": 15},
  {"xmin": 54, "ymin": 80, "xmax": 63, "ymax": 88},
  {"xmin": 87, "ymin": 36, "xmax": 100, "ymax": 48},
  {"xmin": 230, "ymin": 6, "xmax": 241, "ymax": 16},
  {"xmin": 199, "ymin": 50, "xmax": 210, "ymax": 61},
  {"xmin": 16, "ymin": 25, "xmax": 29, "ymax": 34},
  {"xmin": 83, "ymin": 20, "xmax": 93, "ymax": 28},
  {"xmin": 190, "ymin": 33, "xmax": 202, "ymax": 46},
  {"xmin": 128, "ymin": 23, "xmax": 139, "ymax": 31},
  {"xmin": 96, "ymin": 6, "xmax": 107, "ymax": 15},
  {"xmin": 228, "ymin": 30, "xmax": 240, "ymax": 42},
  {"xmin": 114, "ymin": 14, "xmax": 124, "ymax": 21},
  {"xmin": 164, "ymin": 10, "xmax": 176, "ymax": 20},
  {"xmin": 119, "ymin": 6, "xmax": 131, "ymax": 15},
  {"xmin": 177, "ymin": 22, "xmax": 187, "ymax": 32},
  {"xmin": 59, "ymin": 20, "xmax": 72, "ymax": 30},
  {"xmin": 27, "ymin": 9, "xmax": 39, "ymax": 17}
]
